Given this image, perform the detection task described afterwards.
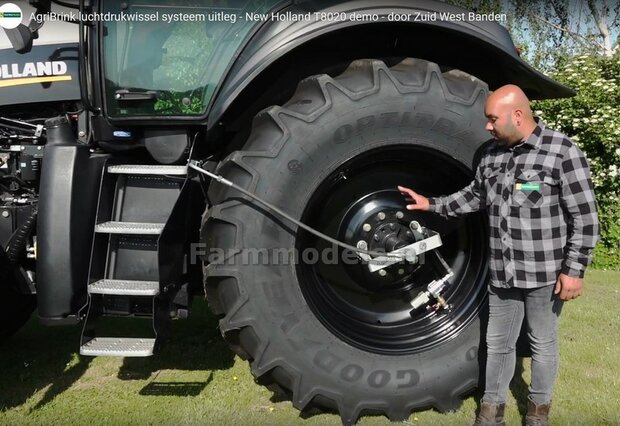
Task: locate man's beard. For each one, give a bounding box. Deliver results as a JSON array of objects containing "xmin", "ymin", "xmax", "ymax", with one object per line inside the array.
[
  {"xmin": 494, "ymin": 128, "xmax": 519, "ymax": 147},
  {"xmin": 495, "ymin": 136, "xmax": 510, "ymax": 147}
]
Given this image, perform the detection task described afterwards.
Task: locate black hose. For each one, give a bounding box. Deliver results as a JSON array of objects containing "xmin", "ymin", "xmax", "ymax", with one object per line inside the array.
[
  {"xmin": 6, "ymin": 208, "xmax": 37, "ymax": 265},
  {"xmin": 78, "ymin": 0, "xmax": 97, "ymax": 113},
  {"xmin": 188, "ymin": 162, "xmax": 404, "ymax": 260}
]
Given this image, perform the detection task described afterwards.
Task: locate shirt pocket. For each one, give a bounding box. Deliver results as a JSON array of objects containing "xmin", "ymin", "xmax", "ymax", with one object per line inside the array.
[
  {"xmin": 512, "ymin": 169, "xmax": 559, "ymax": 208},
  {"xmin": 483, "ymin": 166, "xmax": 501, "ymax": 207}
]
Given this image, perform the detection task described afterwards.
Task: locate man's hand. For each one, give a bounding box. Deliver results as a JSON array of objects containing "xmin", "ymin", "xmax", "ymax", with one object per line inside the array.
[
  {"xmin": 554, "ymin": 273, "xmax": 583, "ymax": 301},
  {"xmin": 397, "ymin": 186, "xmax": 430, "ymax": 211}
]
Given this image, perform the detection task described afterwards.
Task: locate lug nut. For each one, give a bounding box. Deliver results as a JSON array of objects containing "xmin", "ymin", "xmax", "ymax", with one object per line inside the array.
[
  {"xmin": 377, "ymin": 212, "xmax": 386, "ymax": 221},
  {"xmin": 398, "ymin": 268, "xmax": 405, "ymax": 275},
  {"xmin": 1, "ymin": 210, "xmax": 9, "ymax": 218},
  {"xmin": 378, "ymin": 269, "xmax": 387, "ymax": 277},
  {"xmin": 396, "ymin": 211, "xmax": 404, "ymax": 219},
  {"xmin": 362, "ymin": 223, "xmax": 371, "ymax": 232},
  {"xmin": 409, "ymin": 220, "xmax": 420, "ymax": 232},
  {"xmin": 356, "ymin": 240, "xmax": 368, "ymax": 250}
]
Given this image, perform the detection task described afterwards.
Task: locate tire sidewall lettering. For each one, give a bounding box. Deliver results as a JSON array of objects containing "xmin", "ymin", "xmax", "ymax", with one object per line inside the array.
[
  {"xmin": 340, "ymin": 364, "xmax": 364, "ymax": 382},
  {"xmin": 331, "ymin": 109, "xmax": 480, "ymax": 146},
  {"xmin": 367, "ymin": 370, "xmax": 391, "ymax": 388},
  {"xmin": 313, "ymin": 348, "xmax": 424, "ymax": 389},
  {"xmin": 396, "ymin": 369, "xmax": 420, "ymax": 388},
  {"xmin": 333, "ymin": 123, "xmax": 353, "ymax": 144}
]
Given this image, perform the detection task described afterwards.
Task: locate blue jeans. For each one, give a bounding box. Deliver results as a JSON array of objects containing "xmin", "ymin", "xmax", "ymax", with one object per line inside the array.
[{"xmin": 482, "ymin": 284, "xmax": 564, "ymax": 405}]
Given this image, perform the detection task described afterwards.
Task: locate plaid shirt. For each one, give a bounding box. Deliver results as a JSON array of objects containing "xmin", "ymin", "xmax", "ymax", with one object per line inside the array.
[{"xmin": 428, "ymin": 119, "xmax": 599, "ymax": 288}]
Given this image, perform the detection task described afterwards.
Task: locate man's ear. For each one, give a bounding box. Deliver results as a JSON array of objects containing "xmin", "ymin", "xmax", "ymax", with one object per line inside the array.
[{"xmin": 513, "ymin": 109, "xmax": 523, "ymax": 126}]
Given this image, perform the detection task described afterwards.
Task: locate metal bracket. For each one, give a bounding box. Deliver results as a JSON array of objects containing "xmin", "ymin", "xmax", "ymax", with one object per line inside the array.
[{"xmin": 358, "ymin": 228, "xmax": 443, "ymax": 273}]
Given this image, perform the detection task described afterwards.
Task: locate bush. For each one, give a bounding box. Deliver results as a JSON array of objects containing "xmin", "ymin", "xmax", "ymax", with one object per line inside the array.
[{"xmin": 533, "ymin": 52, "xmax": 620, "ymax": 269}]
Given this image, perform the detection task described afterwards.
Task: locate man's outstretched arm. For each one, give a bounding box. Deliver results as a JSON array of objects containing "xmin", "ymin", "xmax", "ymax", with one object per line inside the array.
[{"xmin": 398, "ymin": 166, "xmax": 486, "ymax": 218}]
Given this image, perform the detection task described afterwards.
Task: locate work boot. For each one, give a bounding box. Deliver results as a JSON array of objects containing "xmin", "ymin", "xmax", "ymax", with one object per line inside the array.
[
  {"xmin": 525, "ymin": 399, "xmax": 551, "ymax": 426},
  {"xmin": 473, "ymin": 402, "xmax": 505, "ymax": 426}
]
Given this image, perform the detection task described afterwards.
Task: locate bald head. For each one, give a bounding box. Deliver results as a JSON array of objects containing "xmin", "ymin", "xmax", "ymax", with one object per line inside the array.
[
  {"xmin": 484, "ymin": 84, "xmax": 537, "ymax": 146},
  {"xmin": 487, "ymin": 84, "xmax": 534, "ymax": 120}
]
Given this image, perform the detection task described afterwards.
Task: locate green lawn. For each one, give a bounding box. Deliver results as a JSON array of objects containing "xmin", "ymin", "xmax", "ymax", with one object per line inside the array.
[{"xmin": 1, "ymin": 270, "xmax": 618, "ymax": 425}]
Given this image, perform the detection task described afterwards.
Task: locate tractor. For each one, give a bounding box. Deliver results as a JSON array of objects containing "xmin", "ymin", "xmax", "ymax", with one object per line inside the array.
[{"xmin": 0, "ymin": 0, "xmax": 572, "ymax": 423}]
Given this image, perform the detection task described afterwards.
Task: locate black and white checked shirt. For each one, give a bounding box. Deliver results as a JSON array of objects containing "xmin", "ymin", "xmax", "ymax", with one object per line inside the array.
[{"xmin": 428, "ymin": 119, "xmax": 599, "ymax": 289}]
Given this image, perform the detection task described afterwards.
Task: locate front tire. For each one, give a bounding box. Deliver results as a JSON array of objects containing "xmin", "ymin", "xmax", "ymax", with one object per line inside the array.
[{"xmin": 202, "ymin": 58, "xmax": 489, "ymax": 423}]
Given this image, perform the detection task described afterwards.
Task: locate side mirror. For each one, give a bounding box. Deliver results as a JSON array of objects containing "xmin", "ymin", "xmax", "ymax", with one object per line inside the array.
[
  {"xmin": 1, "ymin": 1, "xmax": 51, "ymax": 53},
  {"xmin": 28, "ymin": 1, "xmax": 51, "ymax": 14},
  {"xmin": 3, "ymin": 24, "xmax": 34, "ymax": 53}
]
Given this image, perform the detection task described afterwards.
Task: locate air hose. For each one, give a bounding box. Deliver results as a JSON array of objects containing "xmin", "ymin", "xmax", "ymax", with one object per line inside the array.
[
  {"xmin": 190, "ymin": 161, "xmax": 455, "ymax": 313},
  {"xmin": 188, "ymin": 161, "xmax": 404, "ymax": 260}
]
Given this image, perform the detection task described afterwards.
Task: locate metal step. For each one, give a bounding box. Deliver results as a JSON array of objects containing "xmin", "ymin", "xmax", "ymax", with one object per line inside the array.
[
  {"xmin": 80, "ymin": 337, "xmax": 156, "ymax": 357},
  {"xmin": 88, "ymin": 279, "xmax": 159, "ymax": 296},
  {"xmin": 107, "ymin": 164, "xmax": 187, "ymax": 175},
  {"xmin": 95, "ymin": 221, "xmax": 164, "ymax": 235}
]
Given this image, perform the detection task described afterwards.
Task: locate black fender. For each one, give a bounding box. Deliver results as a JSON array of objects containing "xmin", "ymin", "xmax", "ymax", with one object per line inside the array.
[
  {"xmin": 209, "ymin": 0, "xmax": 573, "ymax": 126},
  {"xmin": 37, "ymin": 146, "xmax": 109, "ymax": 324}
]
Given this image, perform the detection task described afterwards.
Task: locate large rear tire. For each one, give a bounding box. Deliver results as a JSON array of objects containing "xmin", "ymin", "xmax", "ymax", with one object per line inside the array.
[{"xmin": 202, "ymin": 58, "xmax": 490, "ymax": 423}]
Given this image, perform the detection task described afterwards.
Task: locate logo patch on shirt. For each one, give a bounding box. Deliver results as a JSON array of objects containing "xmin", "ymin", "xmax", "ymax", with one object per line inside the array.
[{"xmin": 515, "ymin": 182, "xmax": 541, "ymax": 192}]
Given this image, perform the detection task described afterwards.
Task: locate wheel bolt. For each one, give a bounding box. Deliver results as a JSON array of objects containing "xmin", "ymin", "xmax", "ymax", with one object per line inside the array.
[
  {"xmin": 398, "ymin": 268, "xmax": 405, "ymax": 275},
  {"xmin": 378, "ymin": 269, "xmax": 387, "ymax": 277},
  {"xmin": 356, "ymin": 240, "xmax": 367, "ymax": 250},
  {"xmin": 409, "ymin": 221, "xmax": 420, "ymax": 232},
  {"xmin": 396, "ymin": 211, "xmax": 404, "ymax": 219},
  {"xmin": 377, "ymin": 212, "xmax": 386, "ymax": 221},
  {"xmin": 362, "ymin": 223, "xmax": 371, "ymax": 232}
]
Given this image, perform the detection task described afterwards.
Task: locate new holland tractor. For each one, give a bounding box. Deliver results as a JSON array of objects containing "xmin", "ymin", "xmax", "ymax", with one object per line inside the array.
[{"xmin": 0, "ymin": 0, "xmax": 572, "ymax": 422}]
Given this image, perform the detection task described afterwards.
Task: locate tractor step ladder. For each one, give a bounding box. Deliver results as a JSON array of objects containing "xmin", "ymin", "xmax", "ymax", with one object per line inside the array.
[{"xmin": 80, "ymin": 164, "xmax": 187, "ymax": 357}]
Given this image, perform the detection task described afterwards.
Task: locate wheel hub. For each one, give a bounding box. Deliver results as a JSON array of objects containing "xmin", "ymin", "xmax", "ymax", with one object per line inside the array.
[
  {"xmin": 296, "ymin": 145, "xmax": 488, "ymax": 354},
  {"xmin": 343, "ymin": 200, "xmax": 426, "ymax": 291}
]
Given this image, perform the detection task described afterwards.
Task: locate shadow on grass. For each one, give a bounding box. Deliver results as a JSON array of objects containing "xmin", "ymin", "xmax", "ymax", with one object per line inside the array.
[
  {"xmin": 117, "ymin": 298, "xmax": 235, "ymax": 394},
  {"xmin": 0, "ymin": 311, "xmax": 90, "ymax": 411},
  {"xmin": 0, "ymin": 298, "xmax": 235, "ymax": 409},
  {"xmin": 139, "ymin": 373, "xmax": 213, "ymax": 396}
]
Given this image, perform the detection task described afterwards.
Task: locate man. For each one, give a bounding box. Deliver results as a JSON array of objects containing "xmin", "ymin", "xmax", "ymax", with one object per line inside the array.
[{"xmin": 398, "ymin": 84, "xmax": 599, "ymax": 426}]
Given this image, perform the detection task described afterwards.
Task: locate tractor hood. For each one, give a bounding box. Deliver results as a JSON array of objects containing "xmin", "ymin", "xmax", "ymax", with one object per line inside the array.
[{"xmin": 0, "ymin": 43, "xmax": 80, "ymax": 106}]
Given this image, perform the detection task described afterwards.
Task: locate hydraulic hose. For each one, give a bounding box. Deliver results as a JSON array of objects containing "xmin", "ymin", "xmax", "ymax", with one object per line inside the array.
[
  {"xmin": 188, "ymin": 161, "xmax": 404, "ymax": 260},
  {"xmin": 6, "ymin": 208, "xmax": 37, "ymax": 265}
]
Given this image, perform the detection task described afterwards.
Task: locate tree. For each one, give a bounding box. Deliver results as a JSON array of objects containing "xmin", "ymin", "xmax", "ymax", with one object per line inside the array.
[
  {"xmin": 506, "ymin": 0, "xmax": 619, "ymax": 69},
  {"xmin": 587, "ymin": 0, "xmax": 618, "ymax": 57}
]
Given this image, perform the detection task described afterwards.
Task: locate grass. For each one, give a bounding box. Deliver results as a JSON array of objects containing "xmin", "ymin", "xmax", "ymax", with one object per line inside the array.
[{"xmin": 1, "ymin": 270, "xmax": 619, "ymax": 425}]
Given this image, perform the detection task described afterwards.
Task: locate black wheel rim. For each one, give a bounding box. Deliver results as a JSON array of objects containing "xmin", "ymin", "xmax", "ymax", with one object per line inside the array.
[{"xmin": 296, "ymin": 145, "xmax": 488, "ymax": 355}]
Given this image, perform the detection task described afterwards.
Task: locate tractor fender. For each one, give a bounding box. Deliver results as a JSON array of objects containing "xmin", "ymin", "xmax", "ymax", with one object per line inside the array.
[{"xmin": 209, "ymin": 0, "xmax": 573, "ymax": 125}]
